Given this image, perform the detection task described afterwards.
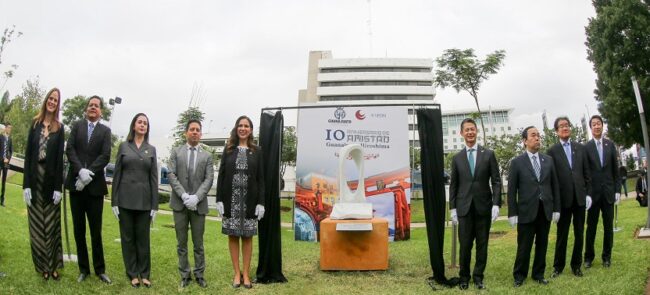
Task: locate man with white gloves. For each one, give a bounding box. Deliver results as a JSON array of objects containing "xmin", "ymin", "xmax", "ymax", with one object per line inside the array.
[
  {"xmin": 583, "ymin": 115, "xmax": 621, "ymax": 269},
  {"xmin": 449, "ymin": 118, "xmax": 501, "ymax": 291},
  {"xmin": 167, "ymin": 120, "xmax": 213, "ymax": 288},
  {"xmin": 508, "ymin": 126, "xmax": 561, "ymax": 288},
  {"xmin": 65, "ymin": 96, "xmax": 112, "ymax": 284}
]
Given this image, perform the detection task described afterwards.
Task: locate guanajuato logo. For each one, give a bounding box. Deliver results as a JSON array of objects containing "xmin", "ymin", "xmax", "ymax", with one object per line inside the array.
[{"xmin": 328, "ymin": 107, "xmax": 352, "ymax": 124}]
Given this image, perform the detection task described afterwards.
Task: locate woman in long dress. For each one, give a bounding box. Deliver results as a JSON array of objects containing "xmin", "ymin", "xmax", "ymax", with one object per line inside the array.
[
  {"xmin": 216, "ymin": 115, "xmax": 265, "ymax": 289},
  {"xmin": 23, "ymin": 87, "xmax": 65, "ymax": 280}
]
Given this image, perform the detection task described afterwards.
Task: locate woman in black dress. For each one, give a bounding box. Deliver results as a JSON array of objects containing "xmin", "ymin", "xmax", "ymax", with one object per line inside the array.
[
  {"xmin": 23, "ymin": 87, "xmax": 65, "ymax": 280},
  {"xmin": 216, "ymin": 115, "xmax": 265, "ymax": 289}
]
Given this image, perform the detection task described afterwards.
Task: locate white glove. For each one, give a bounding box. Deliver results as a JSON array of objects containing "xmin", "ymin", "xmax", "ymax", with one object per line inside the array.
[
  {"xmin": 75, "ymin": 178, "xmax": 86, "ymax": 191},
  {"xmin": 181, "ymin": 193, "xmax": 190, "ymax": 202},
  {"xmin": 552, "ymin": 212, "xmax": 561, "ymax": 224},
  {"xmin": 78, "ymin": 168, "xmax": 95, "ymax": 185},
  {"xmin": 491, "ymin": 205, "xmax": 499, "ymax": 222},
  {"xmin": 586, "ymin": 196, "xmax": 593, "ymax": 210},
  {"xmin": 255, "ymin": 204, "xmax": 265, "ymax": 220},
  {"xmin": 23, "ymin": 188, "xmax": 32, "ymax": 207},
  {"xmin": 112, "ymin": 206, "xmax": 120, "ymax": 220},
  {"xmin": 508, "ymin": 216, "xmax": 518, "ymax": 228},
  {"xmin": 150, "ymin": 210, "xmax": 157, "ymax": 223},
  {"xmin": 216, "ymin": 202, "xmax": 224, "ymax": 216},
  {"xmin": 52, "ymin": 191, "xmax": 62, "ymax": 205},
  {"xmin": 450, "ymin": 209, "xmax": 458, "ymax": 225},
  {"xmin": 615, "ymin": 193, "xmax": 621, "ymax": 205},
  {"xmin": 184, "ymin": 195, "xmax": 199, "ymax": 211}
]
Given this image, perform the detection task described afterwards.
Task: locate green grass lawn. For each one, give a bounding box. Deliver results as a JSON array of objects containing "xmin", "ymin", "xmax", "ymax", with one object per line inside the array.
[{"xmin": 1, "ymin": 173, "xmax": 649, "ymax": 294}]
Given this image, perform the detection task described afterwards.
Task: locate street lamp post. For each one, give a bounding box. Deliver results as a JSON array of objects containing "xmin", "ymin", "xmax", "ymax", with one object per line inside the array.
[
  {"xmin": 108, "ymin": 97, "xmax": 122, "ymax": 129},
  {"xmin": 631, "ymin": 77, "xmax": 650, "ymax": 232}
]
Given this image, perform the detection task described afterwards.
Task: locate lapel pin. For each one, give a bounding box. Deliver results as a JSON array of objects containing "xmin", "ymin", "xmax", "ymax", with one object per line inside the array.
[{"xmin": 145, "ymin": 150, "xmax": 148, "ymax": 154}]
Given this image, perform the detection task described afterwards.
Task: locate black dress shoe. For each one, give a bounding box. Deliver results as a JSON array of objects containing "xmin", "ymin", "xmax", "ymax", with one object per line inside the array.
[
  {"xmin": 603, "ymin": 260, "xmax": 611, "ymax": 268},
  {"xmin": 243, "ymin": 282, "xmax": 253, "ymax": 289},
  {"xmin": 534, "ymin": 278, "xmax": 549, "ymax": 285},
  {"xmin": 196, "ymin": 277, "xmax": 207, "ymax": 288},
  {"xmin": 572, "ymin": 268, "xmax": 583, "ymax": 277},
  {"xmin": 584, "ymin": 260, "xmax": 593, "ymax": 268},
  {"xmin": 459, "ymin": 281, "xmax": 469, "ymax": 290},
  {"xmin": 551, "ymin": 270, "xmax": 561, "ymax": 278},
  {"xmin": 181, "ymin": 278, "xmax": 192, "ymax": 288},
  {"xmin": 514, "ymin": 280, "xmax": 523, "ymax": 288},
  {"xmin": 77, "ymin": 273, "xmax": 89, "ymax": 283},
  {"xmin": 475, "ymin": 281, "xmax": 485, "ymax": 290},
  {"xmin": 98, "ymin": 273, "xmax": 112, "ymax": 284}
]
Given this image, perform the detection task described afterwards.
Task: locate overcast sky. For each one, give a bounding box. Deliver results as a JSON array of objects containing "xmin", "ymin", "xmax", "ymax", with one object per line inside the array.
[{"xmin": 0, "ymin": 0, "xmax": 600, "ymax": 158}]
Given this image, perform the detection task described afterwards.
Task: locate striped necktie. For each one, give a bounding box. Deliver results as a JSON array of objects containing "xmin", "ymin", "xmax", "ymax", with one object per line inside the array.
[{"xmin": 532, "ymin": 155, "xmax": 541, "ymax": 181}]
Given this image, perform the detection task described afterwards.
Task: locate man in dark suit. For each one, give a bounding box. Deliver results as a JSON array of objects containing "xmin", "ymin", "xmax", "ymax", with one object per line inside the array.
[
  {"xmin": 66, "ymin": 96, "xmax": 112, "ymax": 284},
  {"xmin": 548, "ymin": 117, "xmax": 592, "ymax": 278},
  {"xmin": 449, "ymin": 118, "xmax": 501, "ymax": 290},
  {"xmin": 508, "ymin": 126, "xmax": 561, "ymax": 287},
  {"xmin": 0, "ymin": 123, "xmax": 12, "ymax": 206},
  {"xmin": 584, "ymin": 115, "xmax": 620, "ymax": 268},
  {"xmin": 168, "ymin": 120, "xmax": 214, "ymax": 288}
]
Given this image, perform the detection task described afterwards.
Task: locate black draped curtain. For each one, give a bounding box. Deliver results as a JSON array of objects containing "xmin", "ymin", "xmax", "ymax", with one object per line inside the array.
[
  {"xmin": 256, "ymin": 111, "xmax": 288, "ymax": 283},
  {"xmin": 416, "ymin": 108, "xmax": 455, "ymax": 285}
]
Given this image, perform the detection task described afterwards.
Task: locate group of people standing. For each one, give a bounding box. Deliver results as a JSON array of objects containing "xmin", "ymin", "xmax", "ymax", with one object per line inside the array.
[
  {"xmin": 449, "ymin": 115, "xmax": 622, "ymax": 290},
  {"xmin": 20, "ymin": 89, "xmax": 266, "ymax": 289}
]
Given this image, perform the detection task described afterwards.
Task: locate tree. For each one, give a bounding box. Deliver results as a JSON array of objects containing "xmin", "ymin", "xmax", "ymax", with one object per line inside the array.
[
  {"xmin": 0, "ymin": 25, "xmax": 22, "ymax": 93},
  {"xmin": 5, "ymin": 78, "xmax": 44, "ymax": 154},
  {"xmin": 0, "ymin": 90, "xmax": 11, "ymax": 123},
  {"xmin": 443, "ymin": 151, "xmax": 454, "ymax": 172},
  {"xmin": 172, "ymin": 107, "xmax": 204, "ymax": 148},
  {"xmin": 62, "ymin": 95, "xmax": 112, "ymax": 127},
  {"xmin": 585, "ymin": 0, "xmax": 650, "ymax": 148},
  {"xmin": 488, "ymin": 133, "xmax": 523, "ymax": 184},
  {"xmin": 281, "ymin": 126, "xmax": 297, "ymax": 177},
  {"xmin": 434, "ymin": 48, "xmax": 506, "ymax": 145},
  {"xmin": 626, "ymin": 153, "xmax": 635, "ymax": 171}
]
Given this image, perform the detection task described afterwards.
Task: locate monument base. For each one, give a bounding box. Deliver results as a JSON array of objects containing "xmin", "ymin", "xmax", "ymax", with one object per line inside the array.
[
  {"xmin": 329, "ymin": 202, "xmax": 373, "ymax": 220},
  {"xmin": 320, "ymin": 218, "xmax": 389, "ymax": 271}
]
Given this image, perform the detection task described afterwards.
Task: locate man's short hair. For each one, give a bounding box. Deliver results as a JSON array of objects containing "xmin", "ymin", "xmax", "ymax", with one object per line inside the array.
[
  {"xmin": 86, "ymin": 95, "xmax": 104, "ymax": 110},
  {"xmin": 554, "ymin": 116, "xmax": 571, "ymax": 130},
  {"xmin": 460, "ymin": 118, "xmax": 477, "ymax": 131},
  {"xmin": 589, "ymin": 115, "xmax": 604, "ymax": 129},
  {"xmin": 185, "ymin": 119, "xmax": 202, "ymax": 131},
  {"xmin": 522, "ymin": 126, "xmax": 536, "ymax": 140}
]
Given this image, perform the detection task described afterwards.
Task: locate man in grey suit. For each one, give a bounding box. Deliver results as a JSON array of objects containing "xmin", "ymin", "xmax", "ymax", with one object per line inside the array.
[
  {"xmin": 449, "ymin": 118, "xmax": 501, "ymax": 290},
  {"xmin": 508, "ymin": 126, "xmax": 561, "ymax": 287},
  {"xmin": 168, "ymin": 119, "xmax": 214, "ymax": 288}
]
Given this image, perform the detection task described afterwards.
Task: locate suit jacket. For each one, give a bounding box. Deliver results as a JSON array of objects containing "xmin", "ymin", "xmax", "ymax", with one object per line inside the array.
[
  {"xmin": 65, "ymin": 119, "xmax": 112, "ymax": 196},
  {"xmin": 216, "ymin": 145, "xmax": 265, "ymax": 219},
  {"xmin": 547, "ymin": 141, "xmax": 592, "ymax": 208},
  {"xmin": 507, "ymin": 152, "xmax": 561, "ymax": 224},
  {"xmin": 23, "ymin": 123, "xmax": 65, "ymax": 200},
  {"xmin": 584, "ymin": 138, "xmax": 620, "ymax": 204},
  {"xmin": 111, "ymin": 141, "xmax": 159, "ymax": 211},
  {"xmin": 449, "ymin": 145, "xmax": 502, "ymax": 217},
  {"xmin": 0, "ymin": 133, "xmax": 12, "ymax": 167},
  {"xmin": 168, "ymin": 144, "xmax": 214, "ymax": 215}
]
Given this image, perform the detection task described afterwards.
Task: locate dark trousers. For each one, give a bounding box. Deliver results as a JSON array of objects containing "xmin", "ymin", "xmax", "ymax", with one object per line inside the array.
[
  {"xmin": 584, "ymin": 196, "xmax": 614, "ymax": 263},
  {"xmin": 458, "ymin": 202, "xmax": 490, "ymax": 283},
  {"xmin": 553, "ymin": 199, "xmax": 585, "ymax": 272},
  {"xmin": 119, "ymin": 208, "xmax": 151, "ymax": 280},
  {"xmin": 513, "ymin": 201, "xmax": 551, "ymax": 281},
  {"xmin": 70, "ymin": 191, "xmax": 105, "ymax": 275},
  {"xmin": 173, "ymin": 208, "xmax": 206, "ymax": 279},
  {"xmin": 0, "ymin": 165, "xmax": 7, "ymax": 204}
]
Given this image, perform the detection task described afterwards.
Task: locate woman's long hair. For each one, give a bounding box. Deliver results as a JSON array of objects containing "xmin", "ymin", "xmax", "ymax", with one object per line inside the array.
[
  {"xmin": 32, "ymin": 88, "xmax": 62, "ymax": 132},
  {"xmin": 126, "ymin": 113, "xmax": 150, "ymax": 142},
  {"xmin": 225, "ymin": 115, "xmax": 256, "ymax": 152}
]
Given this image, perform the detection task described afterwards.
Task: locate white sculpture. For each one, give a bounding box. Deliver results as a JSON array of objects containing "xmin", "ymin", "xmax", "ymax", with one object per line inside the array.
[{"xmin": 330, "ymin": 144, "xmax": 373, "ymax": 220}]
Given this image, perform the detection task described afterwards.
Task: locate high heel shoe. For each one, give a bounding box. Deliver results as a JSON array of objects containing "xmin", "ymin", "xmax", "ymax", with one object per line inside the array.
[
  {"xmin": 142, "ymin": 279, "xmax": 152, "ymax": 288},
  {"xmin": 51, "ymin": 271, "xmax": 60, "ymax": 281},
  {"xmin": 130, "ymin": 278, "xmax": 140, "ymax": 288},
  {"xmin": 42, "ymin": 272, "xmax": 50, "ymax": 281},
  {"xmin": 232, "ymin": 275, "xmax": 242, "ymax": 288},
  {"xmin": 243, "ymin": 276, "xmax": 252, "ymax": 289}
]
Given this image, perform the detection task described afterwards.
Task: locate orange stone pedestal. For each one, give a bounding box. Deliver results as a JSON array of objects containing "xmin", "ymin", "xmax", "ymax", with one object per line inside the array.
[{"xmin": 319, "ymin": 218, "xmax": 389, "ymax": 271}]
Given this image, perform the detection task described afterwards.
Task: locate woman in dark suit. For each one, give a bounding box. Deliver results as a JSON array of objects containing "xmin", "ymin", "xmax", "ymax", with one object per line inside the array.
[
  {"xmin": 216, "ymin": 115, "xmax": 265, "ymax": 289},
  {"xmin": 111, "ymin": 113, "xmax": 158, "ymax": 288},
  {"xmin": 23, "ymin": 87, "xmax": 65, "ymax": 280}
]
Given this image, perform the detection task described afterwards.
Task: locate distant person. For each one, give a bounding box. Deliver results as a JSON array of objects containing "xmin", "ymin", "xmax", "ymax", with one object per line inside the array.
[
  {"xmin": 547, "ymin": 117, "xmax": 592, "ymax": 278},
  {"xmin": 449, "ymin": 118, "xmax": 501, "ymax": 290},
  {"xmin": 65, "ymin": 96, "xmax": 112, "ymax": 284},
  {"xmin": 636, "ymin": 172, "xmax": 648, "ymax": 207},
  {"xmin": 111, "ymin": 113, "xmax": 158, "ymax": 288},
  {"xmin": 508, "ymin": 126, "xmax": 561, "ymax": 288},
  {"xmin": 619, "ymin": 166, "xmax": 628, "ymax": 197},
  {"xmin": 0, "ymin": 122, "xmax": 12, "ymax": 206},
  {"xmin": 23, "ymin": 88, "xmax": 65, "ymax": 280},
  {"xmin": 168, "ymin": 119, "xmax": 213, "ymax": 288},
  {"xmin": 583, "ymin": 115, "xmax": 620, "ymax": 269},
  {"xmin": 216, "ymin": 115, "xmax": 265, "ymax": 289}
]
